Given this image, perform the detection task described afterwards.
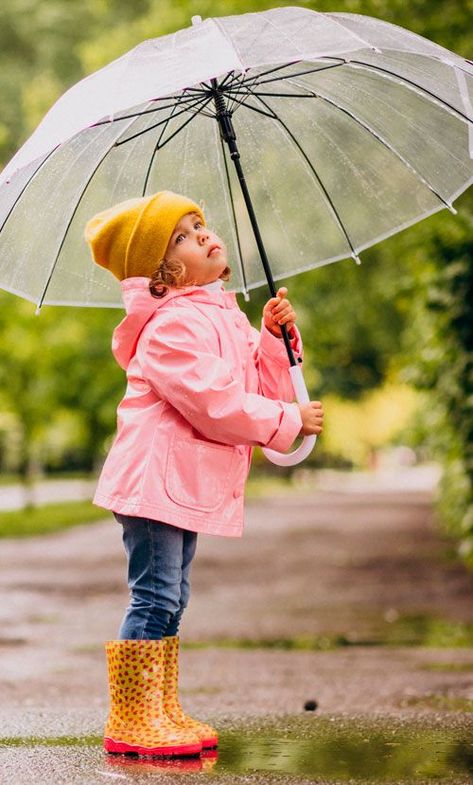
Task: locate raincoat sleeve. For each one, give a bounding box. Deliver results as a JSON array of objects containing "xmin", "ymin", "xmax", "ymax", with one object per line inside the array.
[
  {"xmin": 248, "ymin": 320, "xmax": 303, "ymax": 402},
  {"xmin": 140, "ymin": 311, "xmax": 302, "ymax": 451}
]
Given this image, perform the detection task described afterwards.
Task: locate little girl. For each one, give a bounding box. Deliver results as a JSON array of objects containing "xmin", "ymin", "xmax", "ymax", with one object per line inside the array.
[{"xmin": 84, "ymin": 190, "xmax": 324, "ymax": 759}]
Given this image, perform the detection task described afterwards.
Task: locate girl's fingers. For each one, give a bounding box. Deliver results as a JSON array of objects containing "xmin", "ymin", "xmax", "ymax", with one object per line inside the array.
[
  {"xmin": 266, "ymin": 288, "xmax": 291, "ymax": 310},
  {"xmin": 264, "ymin": 288, "xmax": 296, "ymax": 331},
  {"xmin": 273, "ymin": 298, "xmax": 294, "ymax": 313},
  {"xmin": 269, "ymin": 312, "xmax": 294, "ymax": 327},
  {"xmin": 274, "ymin": 309, "xmax": 296, "ymax": 324},
  {"xmin": 268, "ymin": 288, "xmax": 289, "ymax": 309}
]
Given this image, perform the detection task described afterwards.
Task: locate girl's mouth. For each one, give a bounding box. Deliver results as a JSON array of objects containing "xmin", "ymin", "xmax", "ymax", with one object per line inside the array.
[{"xmin": 208, "ymin": 245, "xmax": 221, "ymax": 256}]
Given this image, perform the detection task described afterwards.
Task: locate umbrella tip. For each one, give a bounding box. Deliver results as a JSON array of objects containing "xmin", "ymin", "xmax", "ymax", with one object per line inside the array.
[
  {"xmin": 351, "ymin": 253, "xmax": 362, "ymax": 266},
  {"xmin": 35, "ymin": 304, "xmax": 42, "ymax": 316},
  {"xmin": 448, "ymin": 203, "xmax": 458, "ymax": 215},
  {"xmin": 191, "ymin": 15, "xmax": 203, "ymax": 25}
]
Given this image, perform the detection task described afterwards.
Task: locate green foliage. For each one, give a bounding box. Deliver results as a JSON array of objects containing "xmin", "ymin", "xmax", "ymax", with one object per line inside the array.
[
  {"xmin": 385, "ymin": 192, "xmax": 473, "ymax": 559},
  {"xmin": 241, "ymin": 250, "xmax": 406, "ymax": 401},
  {"xmin": 0, "ymin": 0, "xmax": 471, "ymax": 559},
  {"xmin": 0, "ymin": 499, "xmax": 108, "ymax": 537},
  {"xmin": 0, "ymin": 292, "xmax": 123, "ymax": 478}
]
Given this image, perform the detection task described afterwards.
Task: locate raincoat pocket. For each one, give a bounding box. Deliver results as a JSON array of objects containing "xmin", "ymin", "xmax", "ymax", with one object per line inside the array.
[{"xmin": 164, "ymin": 434, "xmax": 237, "ymax": 512}]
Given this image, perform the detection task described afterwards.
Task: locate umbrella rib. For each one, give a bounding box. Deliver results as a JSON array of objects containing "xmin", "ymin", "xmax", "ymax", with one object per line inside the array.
[
  {"xmin": 222, "ymin": 92, "xmax": 276, "ymax": 119},
  {"xmin": 35, "ymin": 105, "xmax": 156, "ymax": 311},
  {"xmin": 227, "ymin": 62, "xmax": 298, "ymax": 91},
  {"xmin": 348, "ymin": 59, "xmax": 473, "ymax": 124},
  {"xmin": 225, "ymin": 61, "xmax": 345, "ymax": 92},
  {"xmin": 247, "ymin": 87, "xmax": 360, "ymax": 263},
  {"xmin": 219, "ymin": 71, "xmax": 247, "ymax": 113},
  {"xmin": 228, "ymin": 89, "xmax": 321, "ymax": 98},
  {"xmin": 287, "ymin": 77, "xmax": 457, "ymax": 213},
  {"xmin": 220, "ymin": 65, "xmax": 291, "ymax": 110},
  {"xmin": 217, "ymin": 129, "xmax": 249, "ymax": 298},
  {"xmin": 114, "ymin": 94, "xmax": 211, "ymax": 146},
  {"xmin": 152, "ymin": 95, "xmax": 214, "ymax": 152},
  {"xmin": 184, "ymin": 86, "xmax": 215, "ymax": 95},
  {"xmin": 221, "ymin": 79, "xmax": 260, "ymax": 115},
  {"xmin": 227, "ymin": 58, "xmax": 473, "ymax": 125},
  {"xmin": 216, "ymin": 70, "xmax": 237, "ymax": 91},
  {"xmin": 90, "ymin": 91, "xmax": 206, "ymax": 128},
  {"xmin": 142, "ymin": 92, "xmax": 195, "ymax": 196},
  {"xmin": 0, "ymin": 147, "xmax": 59, "ymax": 235}
]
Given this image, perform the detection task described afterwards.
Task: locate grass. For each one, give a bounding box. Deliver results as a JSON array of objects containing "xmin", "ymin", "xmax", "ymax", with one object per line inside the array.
[
  {"xmin": 419, "ymin": 662, "xmax": 473, "ymax": 672},
  {"xmin": 399, "ymin": 694, "xmax": 473, "ymax": 712},
  {"xmin": 182, "ymin": 615, "xmax": 473, "ymax": 651},
  {"xmin": 0, "ymin": 735, "xmax": 101, "ymax": 747},
  {"xmin": 0, "ymin": 472, "xmax": 307, "ymax": 538},
  {"xmin": 0, "ymin": 500, "xmax": 109, "ymax": 538},
  {"xmin": 183, "ymin": 635, "xmax": 355, "ymax": 651},
  {"xmin": 0, "ymin": 471, "xmax": 93, "ymax": 486}
]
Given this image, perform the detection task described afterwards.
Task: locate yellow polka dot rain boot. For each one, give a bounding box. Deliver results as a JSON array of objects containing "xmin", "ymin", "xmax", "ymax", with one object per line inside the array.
[
  {"xmin": 162, "ymin": 635, "xmax": 218, "ymax": 749},
  {"xmin": 104, "ymin": 639, "xmax": 202, "ymax": 757}
]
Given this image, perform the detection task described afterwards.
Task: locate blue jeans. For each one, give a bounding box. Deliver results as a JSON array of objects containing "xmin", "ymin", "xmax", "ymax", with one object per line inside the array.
[{"xmin": 114, "ymin": 514, "xmax": 198, "ymax": 640}]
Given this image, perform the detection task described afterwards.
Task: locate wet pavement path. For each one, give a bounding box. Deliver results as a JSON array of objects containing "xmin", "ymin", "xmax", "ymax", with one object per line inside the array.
[
  {"xmin": 2, "ymin": 715, "xmax": 473, "ymax": 784},
  {"xmin": 2, "ymin": 470, "xmax": 473, "ymax": 783}
]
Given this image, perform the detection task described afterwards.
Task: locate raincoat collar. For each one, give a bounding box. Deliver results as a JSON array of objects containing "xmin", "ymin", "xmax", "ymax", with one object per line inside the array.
[
  {"xmin": 120, "ymin": 276, "xmax": 236, "ymax": 310},
  {"xmin": 112, "ymin": 277, "xmax": 238, "ymax": 369}
]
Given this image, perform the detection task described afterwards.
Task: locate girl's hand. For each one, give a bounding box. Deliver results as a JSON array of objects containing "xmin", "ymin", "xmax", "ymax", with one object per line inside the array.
[
  {"xmin": 263, "ymin": 287, "xmax": 297, "ymax": 337},
  {"xmin": 298, "ymin": 401, "xmax": 324, "ymax": 436}
]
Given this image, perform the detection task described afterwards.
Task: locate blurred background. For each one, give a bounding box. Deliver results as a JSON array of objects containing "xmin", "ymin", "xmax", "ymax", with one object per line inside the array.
[{"xmin": 0, "ymin": 0, "xmax": 471, "ymax": 564}]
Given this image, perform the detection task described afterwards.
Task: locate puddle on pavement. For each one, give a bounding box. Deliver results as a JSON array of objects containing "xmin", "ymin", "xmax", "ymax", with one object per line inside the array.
[{"xmin": 2, "ymin": 718, "xmax": 473, "ymax": 783}]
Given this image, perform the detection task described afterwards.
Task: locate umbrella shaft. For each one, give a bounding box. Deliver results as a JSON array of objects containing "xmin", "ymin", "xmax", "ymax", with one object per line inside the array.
[{"xmin": 212, "ymin": 81, "xmax": 297, "ymax": 367}]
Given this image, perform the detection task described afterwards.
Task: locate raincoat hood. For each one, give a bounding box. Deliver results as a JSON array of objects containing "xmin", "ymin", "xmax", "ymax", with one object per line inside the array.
[{"xmin": 112, "ymin": 276, "xmax": 233, "ymax": 369}]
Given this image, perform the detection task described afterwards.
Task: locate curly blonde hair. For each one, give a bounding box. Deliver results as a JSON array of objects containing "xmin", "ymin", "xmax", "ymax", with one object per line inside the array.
[{"xmin": 149, "ymin": 257, "xmax": 232, "ymax": 299}]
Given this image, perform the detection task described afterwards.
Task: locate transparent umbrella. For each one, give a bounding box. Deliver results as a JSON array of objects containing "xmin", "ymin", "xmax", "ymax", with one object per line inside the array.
[{"xmin": 0, "ymin": 6, "xmax": 472, "ymax": 464}]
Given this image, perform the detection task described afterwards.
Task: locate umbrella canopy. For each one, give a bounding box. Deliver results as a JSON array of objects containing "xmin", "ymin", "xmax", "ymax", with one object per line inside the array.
[{"xmin": 0, "ymin": 6, "xmax": 472, "ymax": 309}]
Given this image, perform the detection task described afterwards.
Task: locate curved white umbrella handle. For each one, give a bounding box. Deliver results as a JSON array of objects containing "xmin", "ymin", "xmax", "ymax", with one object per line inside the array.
[{"xmin": 262, "ymin": 364, "xmax": 317, "ymax": 467}]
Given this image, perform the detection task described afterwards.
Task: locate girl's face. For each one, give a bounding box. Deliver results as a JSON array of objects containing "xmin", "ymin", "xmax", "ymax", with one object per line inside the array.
[{"xmin": 164, "ymin": 212, "xmax": 228, "ymax": 285}]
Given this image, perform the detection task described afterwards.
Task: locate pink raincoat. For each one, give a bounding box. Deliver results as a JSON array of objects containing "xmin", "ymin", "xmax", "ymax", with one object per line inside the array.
[{"xmin": 94, "ymin": 277, "xmax": 303, "ymax": 537}]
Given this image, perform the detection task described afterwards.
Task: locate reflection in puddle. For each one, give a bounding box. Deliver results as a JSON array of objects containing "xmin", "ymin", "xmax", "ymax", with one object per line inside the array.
[
  {"xmin": 105, "ymin": 748, "xmax": 218, "ymax": 774},
  {"xmin": 215, "ymin": 721, "xmax": 473, "ymax": 782},
  {"xmin": 3, "ymin": 720, "xmax": 473, "ymax": 782},
  {"xmin": 99, "ymin": 720, "xmax": 473, "ymax": 782}
]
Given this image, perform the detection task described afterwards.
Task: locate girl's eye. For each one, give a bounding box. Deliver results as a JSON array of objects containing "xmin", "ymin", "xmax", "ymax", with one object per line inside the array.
[{"xmin": 175, "ymin": 222, "xmax": 202, "ymax": 244}]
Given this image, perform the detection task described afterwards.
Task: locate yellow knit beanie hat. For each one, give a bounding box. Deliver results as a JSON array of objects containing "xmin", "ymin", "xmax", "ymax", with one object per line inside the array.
[{"xmin": 84, "ymin": 190, "xmax": 205, "ymax": 281}]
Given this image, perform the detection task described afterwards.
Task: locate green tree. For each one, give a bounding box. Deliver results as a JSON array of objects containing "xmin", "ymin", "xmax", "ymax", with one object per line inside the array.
[
  {"xmin": 0, "ymin": 0, "xmax": 471, "ymax": 540},
  {"xmin": 0, "ymin": 291, "xmax": 123, "ymax": 500},
  {"xmin": 392, "ymin": 193, "xmax": 473, "ymax": 559}
]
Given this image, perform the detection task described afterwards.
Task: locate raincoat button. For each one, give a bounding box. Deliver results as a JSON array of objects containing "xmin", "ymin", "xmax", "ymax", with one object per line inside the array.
[{"xmin": 233, "ymin": 488, "xmax": 241, "ymax": 498}]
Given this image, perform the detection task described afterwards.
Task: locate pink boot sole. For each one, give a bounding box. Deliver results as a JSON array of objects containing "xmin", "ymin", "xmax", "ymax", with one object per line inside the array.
[
  {"xmin": 104, "ymin": 736, "xmax": 202, "ymax": 757},
  {"xmin": 201, "ymin": 735, "xmax": 218, "ymax": 748}
]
